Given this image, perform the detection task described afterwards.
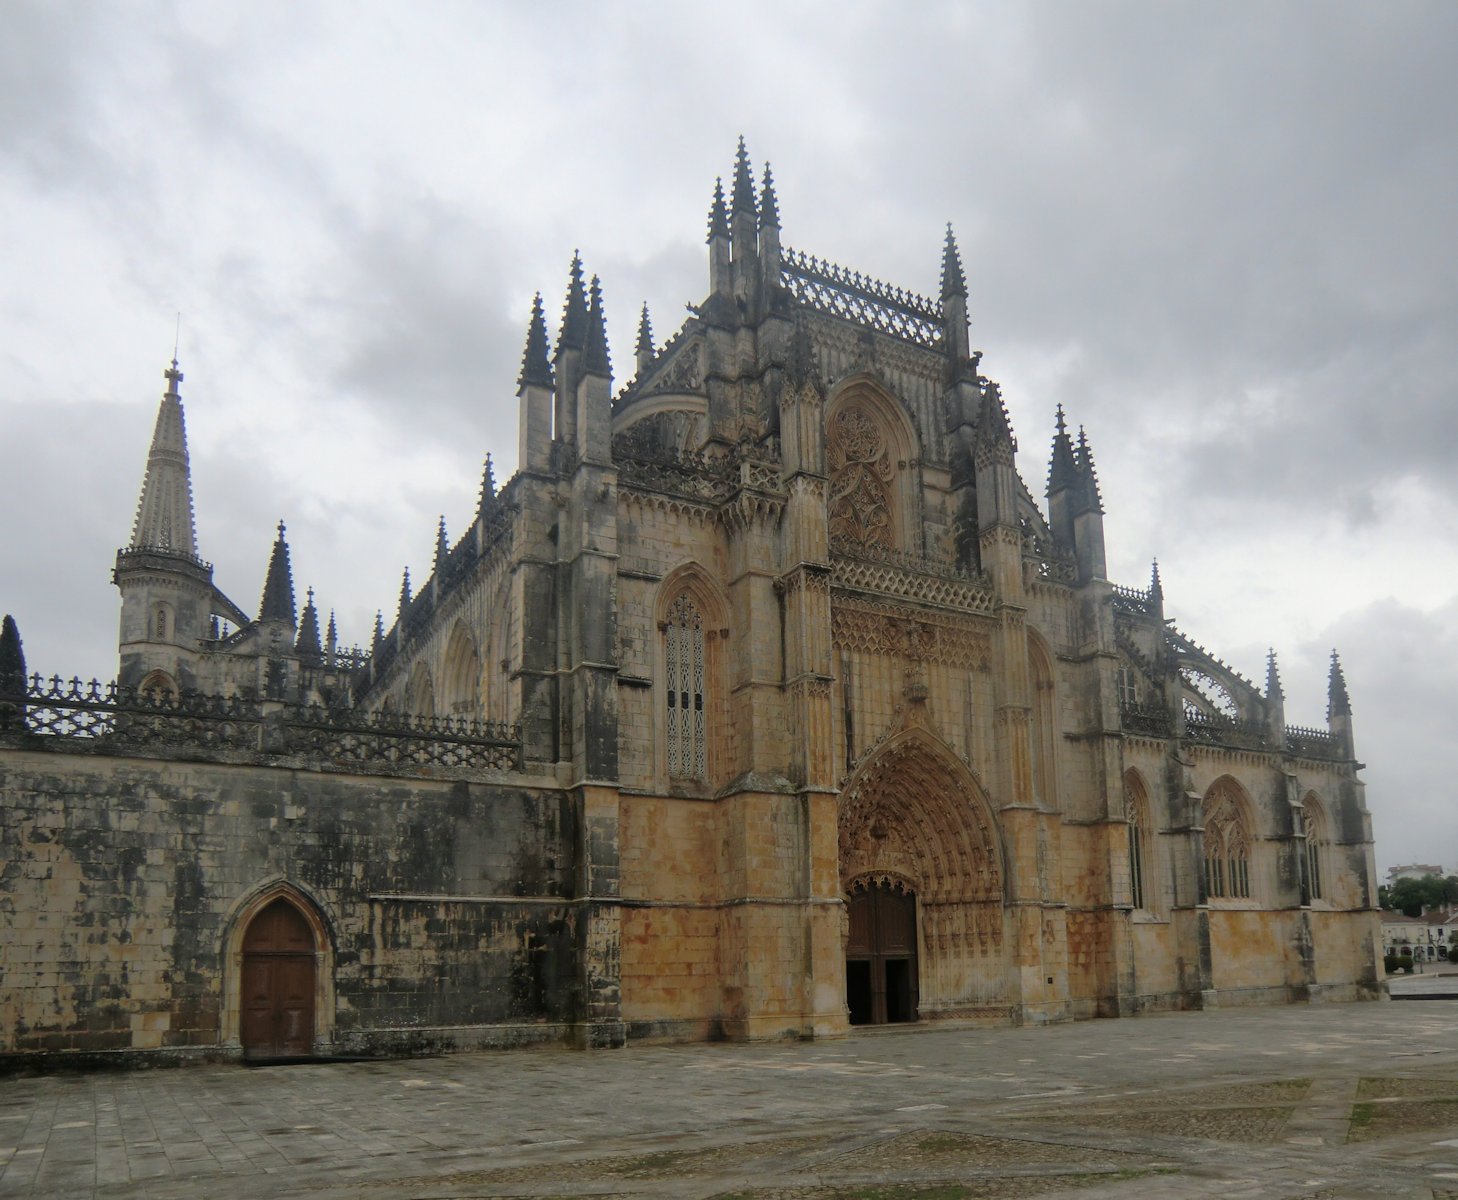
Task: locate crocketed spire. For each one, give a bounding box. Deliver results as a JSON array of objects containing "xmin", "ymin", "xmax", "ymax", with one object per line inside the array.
[
  {"xmin": 1150, "ymin": 558, "xmax": 1164, "ymax": 601},
  {"xmin": 1328, "ymin": 650, "xmax": 1351, "ymax": 718},
  {"xmin": 1265, "ymin": 648, "xmax": 1284, "ymax": 701},
  {"xmin": 258, "ymin": 521, "xmax": 296, "ymax": 625},
  {"xmin": 295, "ymin": 587, "xmax": 322, "ymax": 657},
  {"xmin": 372, "ymin": 611, "xmax": 384, "ymax": 653},
  {"xmin": 479, "ymin": 453, "xmax": 497, "ymax": 508},
  {"xmin": 518, "ymin": 292, "xmax": 553, "ymax": 388},
  {"xmin": 129, "ymin": 356, "xmax": 199, "ymax": 557},
  {"xmin": 1047, "ymin": 405, "xmax": 1079, "ymax": 494},
  {"xmin": 759, "ymin": 163, "xmax": 780, "ymax": 230},
  {"xmin": 325, "ymin": 609, "xmax": 338, "ymax": 657},
  {"xmin": 940, "ymin": 223, "xmax": 967, "ymax": 301},
  {"xmin": 731, "ymin": 136, "xmax": 756, "ymax": 217},
  {"xmin": 977, "ymin": 381, "xmax": 1016, "ymax": 450},
  {"xmin": 1075, "ymin": 426, "xmax": 1104, "ymax": 514},
  {"xmin": 584, "ymin": 274, "xmax": 611, "ymax": 377},
  {"xmin": 706, "ymin": 177, "xmax": 730, "ymax": 243},
  {"xmin": 398, "ymin": 567, "xmax": 412, "ymax": 618},
  {"xmin": 434, "ymin": 516, "xmax": 448, "ymax": 569},
  {"xmin": 555, "ymin": 251, "xmax": 589, "ymax": 356},
  {"xmin": 636, "ymin": 302, "xmax": 654, "ymax": 358}
]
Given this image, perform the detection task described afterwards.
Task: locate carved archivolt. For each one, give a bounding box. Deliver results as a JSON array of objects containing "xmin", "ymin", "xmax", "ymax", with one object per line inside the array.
[
  {"xmin": 828, "ymin": 406, "xmax": 896, "ymax": 551},
  {"xmin": 838, "ymin": 729, "xmax": 1003, "ymax": 913}
]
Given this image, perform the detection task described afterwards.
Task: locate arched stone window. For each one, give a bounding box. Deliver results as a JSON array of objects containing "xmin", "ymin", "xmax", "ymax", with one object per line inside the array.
[
  {"xmin": 1027, "ymin": 633, "xmax": 1059, "ymax": 810},
  {"xmin": 657, "ymin": 565, "xmax": 728, "ymax": 787},
  {"xmin": 1203, "ymin": 779, "xmax": 1253, "ymax": 900},
  {"xmin": 153, "ymin": 604, "xmax": 169, "ymax": 641},
  {"xmin": 664, "ymin": 592, "xmax": 706, "ymax": 780},
  {"xmin": 138, "ymin": 669, "xmax": 179, "ymax": 702},
  {"xmin": 406, "ymin": 662, "xmax": 435, "ymax": 719},
  {"xmin": 824, "ymin": 380, "xmax": 918, "ymax": 557},
  {"xmin": 1125, "ymin": 769, "xmax": 1153, "ymax": 911},
  {"xmin": 1301, "ymin": 793, "xmax": 1329, "ymax": 904},
  {"xmin": 439, "ymin": 622, "xmax": 481, "ymax": 720}
]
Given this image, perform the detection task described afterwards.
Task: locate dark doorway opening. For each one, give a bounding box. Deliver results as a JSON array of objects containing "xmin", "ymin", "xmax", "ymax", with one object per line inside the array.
[
  {"xmin": 845, "ymin": 881, "xmax": 918, "ymax": 1025},
  {"xmin": 241, "ymin": 898, "xmax": 316, "ymax": 1058}
]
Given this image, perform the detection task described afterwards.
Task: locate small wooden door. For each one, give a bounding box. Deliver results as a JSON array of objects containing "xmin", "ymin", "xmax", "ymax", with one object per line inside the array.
[
  {"xmin": 241, "ymin": 899, "xmax": 316, "ymax": 1058},
  {"xmin": 845, "ymin": 882, "xmax": 919, "ymax": 1025}
]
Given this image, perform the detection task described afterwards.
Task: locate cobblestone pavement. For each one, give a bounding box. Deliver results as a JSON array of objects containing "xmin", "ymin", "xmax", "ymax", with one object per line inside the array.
[{"xmin": 2, "ymin": 1000, "xmax": 1457, "ymax": 1199}]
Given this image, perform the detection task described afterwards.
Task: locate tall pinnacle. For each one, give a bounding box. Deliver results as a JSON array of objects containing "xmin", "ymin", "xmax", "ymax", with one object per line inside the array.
[
  {"xmin": 398, "ymin": 567, "xmax": 412, "ymax": 618},
  {"xmin": 518, "ymin": 292, "xmax": 553, "ymax": 388},
  {"xmin": 479, "ymin": 453, "xmax": 497, "ymax": 508},
  {"xmin": 555, "ymin": 251, "xmax": 589, "ymax": 356},
  {"xmin": 731, "ymin": 136, "xmax": 756, "ymax": 217},
  {"xmin": 584, "ymin": 274, "xmax": 611, "ymax": 376},
  {"xmin": 636, "ymin": 302, "xmax": 654, "ymax": 357},
  {"xmin": 1047, "ymin": 405, "xmax": 1079, "ymax": 494},
  {"xmin": 1150, "ymin": 558, "xmax": 1163, "ymax": 600},
  {"xmin": 1328, "ymin": 650, "xmax": 1351, "ymax": 718},
  {"xmin": 940, "ymin": 224, "xmax": 967, "ymax": 300},
  {"xmin": 258, "ymin": 520, "xmax": 296, "ymax": 624},
  {"xmin": 295, "ymin": 587, "xmax": 322, "ymax": 657},
  {"xmin": 759, "ymin": 164, "xmax": 780, "ymax": 229},
  {"xmin": 706, "ymin": 177, "xmax": 730, "ymax": 242},
  {"xmin": 434, "ymin": 516, "xmax": 448, "ymax": 569},
  {"xmin": 1265, "ymin": 648, "xmax": 1284, "ymax": 700},
  {"xmin": 1075, "ymin": 426, "xmax": 1104, "ymax": 514},
  {"xmin": 128, "ymin": 356, "xmax": 200, "ymax": 558},
  {"xmin": 0, "ymin": 614, "xmax": 26, "ymax": 695}
]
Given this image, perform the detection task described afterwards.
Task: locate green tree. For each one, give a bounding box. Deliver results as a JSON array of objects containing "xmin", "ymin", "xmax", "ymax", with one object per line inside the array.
[{"xmin": 1387, "ymin": 875, "xmax": 1447, "ymax": 918}]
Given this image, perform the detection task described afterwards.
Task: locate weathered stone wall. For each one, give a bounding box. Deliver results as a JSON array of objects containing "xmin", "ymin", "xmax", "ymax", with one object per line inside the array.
[{"xmin": 0, "ymin": 745, "xmax": 581, "ymax": 1066}]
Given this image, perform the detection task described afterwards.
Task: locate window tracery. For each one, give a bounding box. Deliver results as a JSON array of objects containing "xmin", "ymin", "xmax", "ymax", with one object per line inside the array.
[
  {"xmin": 1302, "ymin": 796, "xmax": 1327, "ymax": 903},
  {"xmin": 1126, "ymin": 773, "xmax": 1151, "ymax": 911},
  {"xmin": 664, "ymin": 592, "xmax": 706, "ymax": 780},
  {"xmin": 1203, "ymin": 784, "xmax": 1252, "ymax": 899},
  {"xmin": 827, "ymin": 406, "xmax": 896, "ymax": 552}
]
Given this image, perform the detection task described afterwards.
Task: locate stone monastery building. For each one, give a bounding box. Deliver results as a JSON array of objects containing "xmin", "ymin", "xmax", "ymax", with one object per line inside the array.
[{"xmin": 0, "ymin": 143, "xmax": 1382, "ymax": 1066}]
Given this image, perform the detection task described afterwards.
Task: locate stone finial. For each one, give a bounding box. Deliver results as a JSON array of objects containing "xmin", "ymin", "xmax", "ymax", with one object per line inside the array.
[
  {"xmin": 479, "ymin": 452, "xmax": 497, "ymax": 508},
  {"xmin": 1328, "ymin": 650, "xmax": 1352, "ymax": 718},
  {"xmin": 635, "ymin": 302, "xmax": 654, "ymax": 357},
  {"xmin": 706, "ymin": 177, "xmax": 730, "ymax": 243},
  {"xmin": 434, "ymin": 516, "xmax": 448, "ymax": 569},
  {"xmin": 372, "ymin": 610, "xmax": 384, "ymax": 652},
  {"xmin": 940, "ymin": 223, "xmax": 967, "ymax": 301},
  {"xmin": 759, "ymin": 163, "xmax": 781, "ymax": 230},
  {"xmin": 326, "ymin": 609, "xmax": 338, "ymax": 656},
  {"xmin": 258, "ymin": 520, "xmax": 296, "ymax": 625},
  {"xmin": 977, "ymin": 381, "xmax": 1016, "ymax": 451},
  {"xmin": 518, "ymin": 292, "xmax": 553, "ymax": 388},
  {"xmin": 398, "ymin": 567, "xmax": 412, "ymax": 618},
  {"xmin": 555, "ymin": 251, "xmax": 589, "ymax": 356},
  {"xmin": 1150, "ymin": 558, "xmax": 1164, "ymax": 600},
  {"xmin": 731, "ymin": 136, "xmax": 756, "ymax": 217},
  {"xmin": 584, "ymin": 274, "xmax": 612, "ymax": 377}
]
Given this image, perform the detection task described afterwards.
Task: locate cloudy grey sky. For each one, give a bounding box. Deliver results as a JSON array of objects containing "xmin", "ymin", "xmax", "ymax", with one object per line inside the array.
[{"xmin": 3, "ymin": 1, "xmax": 1455, "ymax": 876}]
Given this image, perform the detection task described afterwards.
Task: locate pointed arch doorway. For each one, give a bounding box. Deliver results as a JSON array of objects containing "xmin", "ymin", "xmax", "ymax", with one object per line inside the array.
[
  {"xmin": 845, "ymin": 879, "xmax": 918, "ymax": 1025},
  {"xmin": 241, "ymin": 898, "xmax": 316, "ymax": 1058}
]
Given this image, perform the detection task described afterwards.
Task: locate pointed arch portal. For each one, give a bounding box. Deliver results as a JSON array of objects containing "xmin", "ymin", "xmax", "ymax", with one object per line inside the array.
[
  {"xmin": 241, "ymin": 897, "xmax": 317, "ymax": 1058},
  {"xmin": 839, "ymin": 729, "xmax": 1006, "ymax": 1021}
]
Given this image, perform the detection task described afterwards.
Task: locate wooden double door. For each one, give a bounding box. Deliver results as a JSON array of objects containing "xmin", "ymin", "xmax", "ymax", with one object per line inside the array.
[
  {"xmin": 845, "ymin": 882, "xmax": 919, "ymax": 1025},
  {"xmin": 241, "ymin": 899, "xmax": 316, "ymax": 1058}
]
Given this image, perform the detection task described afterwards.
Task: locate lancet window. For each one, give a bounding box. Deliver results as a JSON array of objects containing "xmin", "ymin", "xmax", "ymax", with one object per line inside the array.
[
  {"xmin": 1203, "ymin": 783, "xmax": 1252, "ymax": 899},
  {"xmin": 1302, "ymin": 795, "xmax": 1327, "ymax": 903},
  {"xmin": 1126, "ymin": 772, "xmax": 1152, "ymax": 911},
  {"xmin": 664, "ymin": 592, "xmax": 706, "ymax": 780}
]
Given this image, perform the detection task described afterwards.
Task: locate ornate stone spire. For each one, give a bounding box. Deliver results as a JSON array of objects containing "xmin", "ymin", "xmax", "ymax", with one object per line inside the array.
[
  {"xmin": 258, "ymin": 521, "xmax": 296, "ymax": 625},
  {"xmin": 759, "ymin": 163, "xmax": 780, "ymax": 230},
  {"xmin": 398, "ymin": 567, "xmax": 412, "ymax": 619},
  {"xmin": 976, "ymin": 380, "xmax": 1016, "ymax": 455},
  {"xmin": 128, "ymin": 357, "xmax": 199, "ymax": 557},
  {"xmin": 295, "ymin": 587, "xmax": 322, "ymax": 657},
  {"xmin": 1150, "ymin": 558, "xmax": 1164, "ymax": 601},
  {"xmin": 940, "ymin": 223, "xmax": 967, "ymax": 301},
  {"xmin": 325, "ymin": 609, "xmax": 338, "ymax": 658},
  {"xmin": 434, "ymin": 516, "xmax": 448, "ymax": 569},
  {"xmin": 731, "ymin": 135, "xmax": 757, "ymax": 217},
  {"xmin": 1075, "ymin": 426, "xmax": 1104, "ymax": 514},
  {"xmin": 518, "ymin": 292, "xmax": 553, "ymax": 388},
  {"xmin": 635, "ymin": 302, "xmax": 654, "ymax": 375},
  {"xmin": 584, "ymin": 274, "xmax": 611, "ymax": 377},
  {"xmin": 479, "ymin": 453, "xmax": 496, "ymax": 507},
  {"xmin": 555, "ymin": 251, "xmax": 589, "ymax": 356},
  {"xmin": 1047, "ymin": 405, "xmax": 1079, "ymax": 494},
  {"xmin": 1328, "ymin": 650, "xmax": 1351, "ymax": 718},
  {"xmin": 1265, "ymin": 648, "xmax": 1284, "ymax": 700},
  {"xmin": 372, "ymin": 610, "xmax": 384, "ymax": 653},
  {"xmin": 706, "ymin": 177, "xmax": 730, "ymax": 243}
]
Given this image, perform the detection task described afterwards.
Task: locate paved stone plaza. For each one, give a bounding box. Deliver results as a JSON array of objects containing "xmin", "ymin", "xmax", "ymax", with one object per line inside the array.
[{"xmin": 3, "ymin": 998, "xmax": 1457, "ymax": 1199}]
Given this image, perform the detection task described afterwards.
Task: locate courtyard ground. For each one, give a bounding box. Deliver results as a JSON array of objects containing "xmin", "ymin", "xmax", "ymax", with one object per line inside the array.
[{"xmin": 2, "ymin": 995, "xmax": 1457, "ymax": 1200}]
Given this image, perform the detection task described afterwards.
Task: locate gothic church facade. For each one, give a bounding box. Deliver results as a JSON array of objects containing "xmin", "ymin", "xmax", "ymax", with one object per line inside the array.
[{"xmin": 0, "ymin": 144, "xmax": 1381, "ymax": 1065}]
